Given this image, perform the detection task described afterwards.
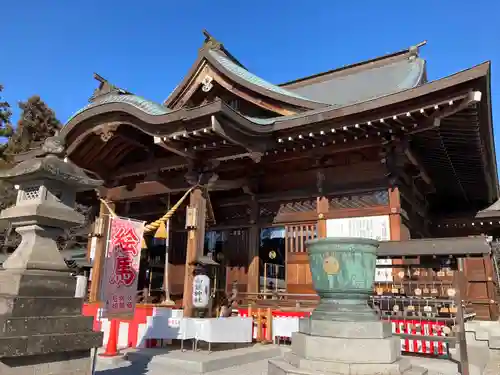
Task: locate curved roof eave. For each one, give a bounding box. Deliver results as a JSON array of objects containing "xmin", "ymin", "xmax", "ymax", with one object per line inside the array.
[
  {"xmin": 66, "ymin": 94, "xmax": 170, "ymax": 124},
  {"xmin": 482, "ymin": 65, "xmax": 499, "ymax": 201},
  {"xmin": 62, "ymin": 62, "xmax": 493, "ymax": 164},
  {"xmin": 61, "ymin": 99, "xmax": 277, "ymax": 152}
]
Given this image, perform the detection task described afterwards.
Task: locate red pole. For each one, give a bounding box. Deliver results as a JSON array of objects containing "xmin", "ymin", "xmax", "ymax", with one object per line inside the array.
[{"xmin": 99, "ymin": 319, "xmax": 120, "ymax": 357}]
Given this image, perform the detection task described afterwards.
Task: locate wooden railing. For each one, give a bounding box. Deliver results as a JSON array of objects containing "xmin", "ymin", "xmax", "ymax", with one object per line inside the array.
[{"xmin": 234, "ymin": 291, "xmax": 318, "ymax": 311}]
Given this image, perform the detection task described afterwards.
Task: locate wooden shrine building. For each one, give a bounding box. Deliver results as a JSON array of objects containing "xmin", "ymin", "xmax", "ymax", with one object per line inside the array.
[{"xmin": 61, "ymin": 32, "xmax": 499, "ymax": 318}]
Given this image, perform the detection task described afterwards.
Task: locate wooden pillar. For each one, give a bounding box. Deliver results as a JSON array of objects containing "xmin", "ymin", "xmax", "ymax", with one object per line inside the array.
[
  {"xmin": 316, "ymin": 197, "xmax": 329, "ymax": 239},
  {"xmin": 316, "ymin": 166, "xmax": 329, "ymax": 239},
  {"xmin": 454, "ymin": 257, "xmax": 470, "ymax": 375},
  {"xmin": 88, "ymin": 200, "xmax": 115, "ymax": 303},
  {"xmin": 182, "ymin": 188, "xmax": 206, "ymax": 317},
  {"xmin": 247, "ymin": 197, "xmax": 260, "ymax": 294},
  {"xmin": 388, "ymin": 187, "xmax": 402, "ymax": 241},
  {"xmin": 481, "ymin": 254, "xmax": 498, "ymax": 320}
]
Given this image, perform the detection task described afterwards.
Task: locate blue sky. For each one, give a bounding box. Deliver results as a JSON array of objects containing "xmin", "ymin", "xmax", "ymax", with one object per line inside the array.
[{"xmin": 2, "ymin": 1, "xmax": 499, "ymax": 150}]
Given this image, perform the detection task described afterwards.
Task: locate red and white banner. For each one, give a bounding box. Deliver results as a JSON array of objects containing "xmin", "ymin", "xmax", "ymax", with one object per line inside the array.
[{"xmin": 101, "ymin": 216, "xmax": 145, "ymax": 319}]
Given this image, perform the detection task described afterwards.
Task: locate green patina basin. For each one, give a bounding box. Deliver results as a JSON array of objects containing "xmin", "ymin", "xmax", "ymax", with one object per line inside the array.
[{"xmin": 306, "ymin": 237, "xmax": 380, "ymax": 322}]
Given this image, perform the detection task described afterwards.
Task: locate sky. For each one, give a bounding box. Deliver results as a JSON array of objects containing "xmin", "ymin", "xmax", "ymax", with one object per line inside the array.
[{"xmin": 2, "ymin": 1, "xmax": 500, "ymax": 152}]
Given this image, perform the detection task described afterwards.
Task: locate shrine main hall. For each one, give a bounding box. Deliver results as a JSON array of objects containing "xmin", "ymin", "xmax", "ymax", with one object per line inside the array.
[{"xmin": 61, "ymin": 32, "xmax": 499, "ymax": 319}]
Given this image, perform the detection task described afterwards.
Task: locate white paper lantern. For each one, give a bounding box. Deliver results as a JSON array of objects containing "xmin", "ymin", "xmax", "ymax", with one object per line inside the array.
[{"xmin": 192, "ymin": 274, "xmax": 210, "ymax": 308}]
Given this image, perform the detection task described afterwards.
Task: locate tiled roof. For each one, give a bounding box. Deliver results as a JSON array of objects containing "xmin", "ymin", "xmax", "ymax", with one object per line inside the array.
[{"xmin": 287, "ymin": 57, "xmax": 426, "ymax": 107}]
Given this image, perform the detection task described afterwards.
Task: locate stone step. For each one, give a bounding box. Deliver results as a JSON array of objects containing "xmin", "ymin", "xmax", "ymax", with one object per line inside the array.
[
  {"xmin": 127, "ymin": 344, "xmax": 283, "ymax": 373},
  {"xmin": 0, "ymin": 315, "xmax": 95, "ymax": 336},
  {"xmin": 0, "ymin": 295, "xmax": 84, "ymax": 317},
  {"xmin": 0, "ymin": 271, "xmax": 77, "ymax": 297},
  {"xmin": 404, "ymin": 366, "xmax": 429, "ymax": 375},
  {"xmin": 284, "ymin": 351, "xmax": 414, "ymax": 374},
  {"xmin": 449, "ymin": 344, "xmax": 490, "ymax": 375},
  {"xmin": 488, "ymin": 335, "xmax": 500, "ymax": 349},
  {"xmin": 268, "ymin": 359, "xmax": 321, "ymax": 375},
  {"xmin": 0, "ymin": 331, "xmax": 103, "ymax": 357}
]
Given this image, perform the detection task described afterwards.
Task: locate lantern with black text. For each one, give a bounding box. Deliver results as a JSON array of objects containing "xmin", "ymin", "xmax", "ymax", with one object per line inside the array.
[{"xmin": 192, "ymin": 274, "xmax": 210, "ymax": 308}]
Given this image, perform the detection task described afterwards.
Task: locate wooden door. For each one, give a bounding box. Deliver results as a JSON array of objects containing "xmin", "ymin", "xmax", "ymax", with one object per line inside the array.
[
  {"xmin": 223, "ymin": 229, "xmax": 250, "ymax": 294},
  {"xmin": 463, "ymin": 256, "xmax": 499, "ymax": 320},
  {"xmin": 285, "ymin": 223, "xmax": 317, "ymax": 294}
]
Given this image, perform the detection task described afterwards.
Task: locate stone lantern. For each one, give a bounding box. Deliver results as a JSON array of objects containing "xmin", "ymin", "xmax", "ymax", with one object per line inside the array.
[{"xmin": 0, "ymin": 136, "xmax": 104, "ymax": 375}]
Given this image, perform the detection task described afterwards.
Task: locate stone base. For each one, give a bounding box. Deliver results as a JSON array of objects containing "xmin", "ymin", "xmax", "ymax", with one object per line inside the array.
[
  {"xmin": 299, "ymin": 320, "xmax": 393, "ymax": 339},
  {"xmin": 292, "ymin": 332, "xmax": 401, "ymax": 364},
  {"xmin": 310, "ymin": 298, "xmax": 380, "ymax": 322},
  {"xmin": 268, "ymin": 319, "xmax": 428, "ymax": 375},
  {"xmin": 0, "ymin": 350, "xmax": 93, "ymax": 375},
  {"xmin": 269, "ymin": 357, "xmax": 428, "ymax": 375},
  {"xmin": 0, "ymin": 269, "xmax": 103, "ymax": 374}
]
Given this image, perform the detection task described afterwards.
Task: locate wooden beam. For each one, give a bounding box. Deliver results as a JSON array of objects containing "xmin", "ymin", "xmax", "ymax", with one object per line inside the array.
[
  {"xmin": 211, "ymin": 115, "xmax": 266, "ymax": 161},
  {"xmin": 112, "ymin": 147, "xmax": 249, "ymax": 179},
  {"xmin": 102, "ymin": 181, "xmax": 174, "ymax": 201},
  {"xmin": 102, "ymin": 177, "xmax": 249, "ymax": 202},
  {"xmin": 218, "ymin": 179, "xmax": 389, "ymax": 207},
  {"xmin": 113, "ymin": 138, "xmax": 379, "ymax": 180},
  {"xmin": 153, "ymin": 136, "xmax": 195, "ymax": 159},
  {"xmin": 404, "ymin": 148, "xmax": 434, "ymax": 190},
  {"xmin": 408, "ymin": 90, "xmax": 482, "ymax": 135}
]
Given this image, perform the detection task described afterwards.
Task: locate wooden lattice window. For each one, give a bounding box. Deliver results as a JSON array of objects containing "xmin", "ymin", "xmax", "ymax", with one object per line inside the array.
[{"xmin": 285, "ymin": 223, "xmax": 317, "ymax": 253}]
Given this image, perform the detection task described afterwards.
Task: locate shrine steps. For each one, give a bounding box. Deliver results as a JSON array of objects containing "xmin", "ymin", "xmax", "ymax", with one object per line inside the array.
[{"xmin": 124, "ymin": 343, "xmax": 284, "ymax": 373}]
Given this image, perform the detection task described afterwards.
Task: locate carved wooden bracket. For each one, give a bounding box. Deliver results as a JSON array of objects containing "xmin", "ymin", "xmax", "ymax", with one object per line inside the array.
[
  {"xmin": 380, "ymin": 139, "xmax": 406, "ymax": 187},
  {"xmin": 94, "ymin": 123, "xmax": 120, "ymax": 143}
]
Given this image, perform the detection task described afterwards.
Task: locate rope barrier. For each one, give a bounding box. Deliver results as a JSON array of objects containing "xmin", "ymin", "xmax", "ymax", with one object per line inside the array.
[
  {"xmin": 98, "ymin": 184, "xmax": 196, "ymax": 236},
  {"xmin": 143, "ymin": 186, "xmax": 195, "ymax": 233}
]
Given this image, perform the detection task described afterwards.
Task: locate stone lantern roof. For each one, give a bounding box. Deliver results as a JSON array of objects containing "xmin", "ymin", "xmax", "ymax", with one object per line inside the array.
[{"xmin": 0, "ymin": 135, "xmax": 102, "ymax": 189}]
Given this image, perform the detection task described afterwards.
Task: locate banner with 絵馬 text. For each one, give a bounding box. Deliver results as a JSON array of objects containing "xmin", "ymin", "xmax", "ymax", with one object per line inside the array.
[{"xmin": 101, "ymin": 216, "xmax": 145, "ymax": 319}]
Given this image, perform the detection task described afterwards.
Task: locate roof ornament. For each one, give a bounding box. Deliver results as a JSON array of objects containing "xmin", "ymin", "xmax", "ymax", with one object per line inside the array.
[
  {"xmin": 200, "ymin": 29, "xmax": 245, "ymax": 68},
  {"xmin": 201, "ymin": 75, "xmax": 214, "ymax": 92},
  {"xmin": 202, "ymin": 29, "xmax": 223, "ymax": 51},
  {"xmin": 408, "ymin": 41, "xmax": 427, "ymax": 61},
  {"xmin": 89, "ymin": 73, "xmax": 132, "ymax": 103}
]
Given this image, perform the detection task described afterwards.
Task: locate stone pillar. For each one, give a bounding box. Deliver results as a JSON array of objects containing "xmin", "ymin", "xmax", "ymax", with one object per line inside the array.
[{"xmin": 0, "ymin": 136, "xmax": 103, "ymax": 375}]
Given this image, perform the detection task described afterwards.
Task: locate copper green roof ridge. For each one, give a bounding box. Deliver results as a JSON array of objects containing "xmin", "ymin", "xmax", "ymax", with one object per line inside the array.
[
  {"xmin": 208, "ymin": 50, "xmax": 326, "ymax": 104},
  {"xmin": 66, "ymin": 93, "xmax": 170, "ymax": 124}
]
